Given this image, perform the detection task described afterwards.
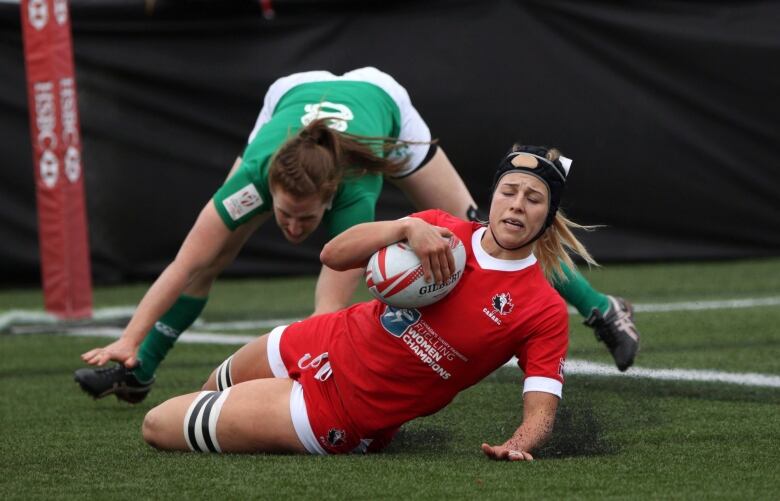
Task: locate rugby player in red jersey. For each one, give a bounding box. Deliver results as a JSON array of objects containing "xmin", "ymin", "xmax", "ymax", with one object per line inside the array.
[{"xmin": 141, "ymin": 144, "xmax": 599, "ymax": 460}]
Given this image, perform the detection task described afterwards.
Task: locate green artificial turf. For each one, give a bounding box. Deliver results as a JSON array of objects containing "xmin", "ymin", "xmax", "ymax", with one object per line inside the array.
[{"xmin": 1, "ymin": 258, "xmax": 779, "ymax": 500}]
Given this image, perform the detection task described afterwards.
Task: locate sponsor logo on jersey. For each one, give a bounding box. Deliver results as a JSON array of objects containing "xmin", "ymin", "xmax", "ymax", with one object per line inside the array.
[
  {"xmin": 222, "ymin": 183, "xmax": 263, "ymax": 221},
  {"xmin": 400, "ymin": 328, "xmax": 453, "ymax": 380},
  {"xmin": 380, "ymin": 305, "xmax": 468, "ymax": 380},
  {"xmin": 379, "ymin": 305, "xmax": 421, "ymax": 338},
  {"xmin": 301, "ymin": 102, "xmax": 354, "ymax": 132},
  {"xmin": 483, "ymin": 292, "xmax": 515, "ymax": 325}
]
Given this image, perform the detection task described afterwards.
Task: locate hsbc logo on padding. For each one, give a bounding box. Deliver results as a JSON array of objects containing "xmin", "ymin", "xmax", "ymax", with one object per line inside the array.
[
  {"xmin": 28, "ymin": 0, "xmax": 49, "ymax": 30},
  {"xmin": 54, "ymin": 0, "xmax": 68, "ymax": 25},
  {"xmin": 65, "ymin": 146, "xmax": 81, "ymax": 183},
  {"xmin": 40, "ymin": 150, "xmax": 58, "ymax": 188}
]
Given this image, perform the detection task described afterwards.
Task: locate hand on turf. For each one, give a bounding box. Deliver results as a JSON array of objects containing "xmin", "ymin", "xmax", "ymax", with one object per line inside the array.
[
  {"xmin": 481, "ymin": 443, "xmax": 534, "ymax": 462},
  {"xmin": 406, "ymin": 221, "xmax": 455, "ymax": 285},
  {"xmin": 80, "ymin": 338, "xmax": 139, "ymax": 368}
]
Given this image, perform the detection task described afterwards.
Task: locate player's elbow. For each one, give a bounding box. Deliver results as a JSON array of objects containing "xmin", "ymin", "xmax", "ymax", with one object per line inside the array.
[{"xmin": 320, "ymin": 243, "xmax": 348, "ymax": 271}]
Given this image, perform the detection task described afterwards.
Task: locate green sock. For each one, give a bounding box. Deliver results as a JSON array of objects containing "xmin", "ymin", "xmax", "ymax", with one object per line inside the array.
[
  {"xmin": 132, "ymin": 294, "xmax": 208, "ymax": 382},
  {"xmin": 552, "ymin": 261, "xmax": 610, "ymax": 318}
]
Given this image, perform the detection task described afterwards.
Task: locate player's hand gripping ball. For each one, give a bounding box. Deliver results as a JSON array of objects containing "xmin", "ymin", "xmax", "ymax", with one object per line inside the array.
[{"xmin": 365, "ymin": 236, "xmax": 466, "ymax": 308}]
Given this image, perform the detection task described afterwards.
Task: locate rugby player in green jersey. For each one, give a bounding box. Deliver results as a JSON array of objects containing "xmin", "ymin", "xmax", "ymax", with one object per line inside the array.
[{"xmin": 75, "ymin": 68, "xmax": 639, "ymax": 403}]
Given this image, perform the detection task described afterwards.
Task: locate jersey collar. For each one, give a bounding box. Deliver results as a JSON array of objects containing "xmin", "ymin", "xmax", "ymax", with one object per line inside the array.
[{"xmin": 472, "ymin": 227, "xmax": 538, "ymax": 271}]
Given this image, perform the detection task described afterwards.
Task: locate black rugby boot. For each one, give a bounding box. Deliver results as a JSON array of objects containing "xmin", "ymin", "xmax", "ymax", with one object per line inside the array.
[
  {"xmin": 74, "ymin": 364, "xmax": 154, "ymax": 403},
  {"xmin": 584, "ymin": 296, "xmax": 640, "ymax": 371}
]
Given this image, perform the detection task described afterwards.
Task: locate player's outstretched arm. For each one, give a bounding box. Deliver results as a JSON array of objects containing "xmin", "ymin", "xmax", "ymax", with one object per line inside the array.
[
  {"xmin": 80, "ymin": 202, "xmax": 245, "ymax": 367},
  {"xmin": 320, "ymin": 217, "xmax": 455, "ymax": 284},
  {"xmin": 481, "ymin": 391, "xmax": 559, "ymax": 462}
]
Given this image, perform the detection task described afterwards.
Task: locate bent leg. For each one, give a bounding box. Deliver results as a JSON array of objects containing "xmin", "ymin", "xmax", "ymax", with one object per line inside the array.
[
  {"xmin": 143, "ymin": 378, "xmax": 306, "ymax": 454},
  {"xmin": 202, "ymin": 331, "xmax": 280, "ymax": 391},
  {"xmin": 390, "ymin": 147, "xmax": 477, "ymax": 220}
]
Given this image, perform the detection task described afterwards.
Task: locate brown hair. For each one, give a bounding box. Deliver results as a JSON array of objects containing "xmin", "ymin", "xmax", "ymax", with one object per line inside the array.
[{"xmin": 268, "ymin": 117, "xmax": 411, "ymax": 202}]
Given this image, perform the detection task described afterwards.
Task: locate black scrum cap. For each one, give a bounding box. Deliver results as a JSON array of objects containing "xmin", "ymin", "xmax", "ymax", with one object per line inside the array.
[{"xmin": 491, "ymin": 145, "xmax": 572, "ymax": 231}]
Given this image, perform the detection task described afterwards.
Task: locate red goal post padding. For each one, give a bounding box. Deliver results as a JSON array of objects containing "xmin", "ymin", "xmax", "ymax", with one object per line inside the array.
[{"xmin": 21, "ymin": 0, "xmax": 92, "ymax": 319}]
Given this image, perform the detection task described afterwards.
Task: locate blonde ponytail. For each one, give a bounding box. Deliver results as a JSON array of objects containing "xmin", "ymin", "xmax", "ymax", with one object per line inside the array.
[{"xmin": 534, "ymin": 210, "xmax": 599, "ymax": 281}]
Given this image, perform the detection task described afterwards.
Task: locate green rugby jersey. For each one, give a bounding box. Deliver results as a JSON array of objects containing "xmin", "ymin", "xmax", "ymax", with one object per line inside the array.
[{"xmin": 213, "ymin": 80, "xmax": 402, "ymax": 237}]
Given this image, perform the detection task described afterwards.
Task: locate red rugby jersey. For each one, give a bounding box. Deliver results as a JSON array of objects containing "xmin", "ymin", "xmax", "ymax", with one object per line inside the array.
[{"xmin": 317, "ymin": 210, "xmax": 567, "ymax": 434}]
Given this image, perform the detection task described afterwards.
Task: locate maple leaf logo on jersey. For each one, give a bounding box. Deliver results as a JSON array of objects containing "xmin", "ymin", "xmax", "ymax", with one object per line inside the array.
[
  {"xmin": 491, "ymin": 293, "xmax": 514, "ymax": 316},
  {"xmin": 327, "ymin": 428, "xmax": 346, "ymax": 447}
]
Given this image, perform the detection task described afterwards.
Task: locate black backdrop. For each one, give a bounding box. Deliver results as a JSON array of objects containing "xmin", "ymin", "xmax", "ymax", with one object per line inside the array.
[{"xmin": 2, "ymin": 0, "xmax": 779, "ymax": 285}]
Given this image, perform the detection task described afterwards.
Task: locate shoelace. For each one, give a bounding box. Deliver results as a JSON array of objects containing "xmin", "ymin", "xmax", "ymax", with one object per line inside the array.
[
  {"xmin": 611, "ymin": 314, "xmax": 639, "ymax": 340},
  {"xmin": 607, "ymin": 299, "xmax": 639, "ymax": 341},
  {"xmin": 94, "ymin": 364, "xmax": 125, "ymax": 376}
]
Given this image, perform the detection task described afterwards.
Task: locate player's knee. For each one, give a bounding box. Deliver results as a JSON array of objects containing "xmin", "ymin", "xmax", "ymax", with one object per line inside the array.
[
  {"xmin": 201, "ymin": 377, "xmax": 215, "ymax": 391},
  {"xmin": 142, "ymin": 407, "xmax": 165, "ymax": 449},
  {"xmin": 201, "ymin": 369, "xmax": 218, "ymax": 391}
]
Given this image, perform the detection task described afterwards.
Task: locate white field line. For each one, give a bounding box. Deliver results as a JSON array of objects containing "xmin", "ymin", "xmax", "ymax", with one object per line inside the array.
[
  {"xmin": 3, "ymin": 296, "xmax": 780, "ymax": 333},
  {"xmin": 0, "ymin": 306, "xmax": 136, "ymax": 332},
  {"xmin": 195, "ymin": 294, "xmax": 780, "ymax": 330},
  {"xmin": 630, "ymin": 296, "xmax": 780, "ymax": 313},
  {"xmin": 5, "ymin": 296, "xmax": 780, "ymax": 388},
  {"xmin": 561, "ymin": 360, "xmax": 780, "ymax": 388},
  {"xmin": 64, "ymin": 327, "xmax": 257, "ymax": 345},
  {"xmin": 60, "ymin": 326, "xmax": 780, "ymax": 389},
  {"xmin": 196, "ymin": 318, "xmax": 299, "ymax": 331}
]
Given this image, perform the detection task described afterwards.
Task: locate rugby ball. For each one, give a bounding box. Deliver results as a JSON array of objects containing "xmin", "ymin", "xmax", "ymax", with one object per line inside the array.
[{"xmin": 365, "ymin": 236, "xmax": 466, "ymax": 308}]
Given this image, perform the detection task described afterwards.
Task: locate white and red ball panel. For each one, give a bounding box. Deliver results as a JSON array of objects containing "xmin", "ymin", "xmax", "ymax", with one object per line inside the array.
[{"xmin": 365, "ymin": 236, "xmax": 466, "ymax": 308}]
